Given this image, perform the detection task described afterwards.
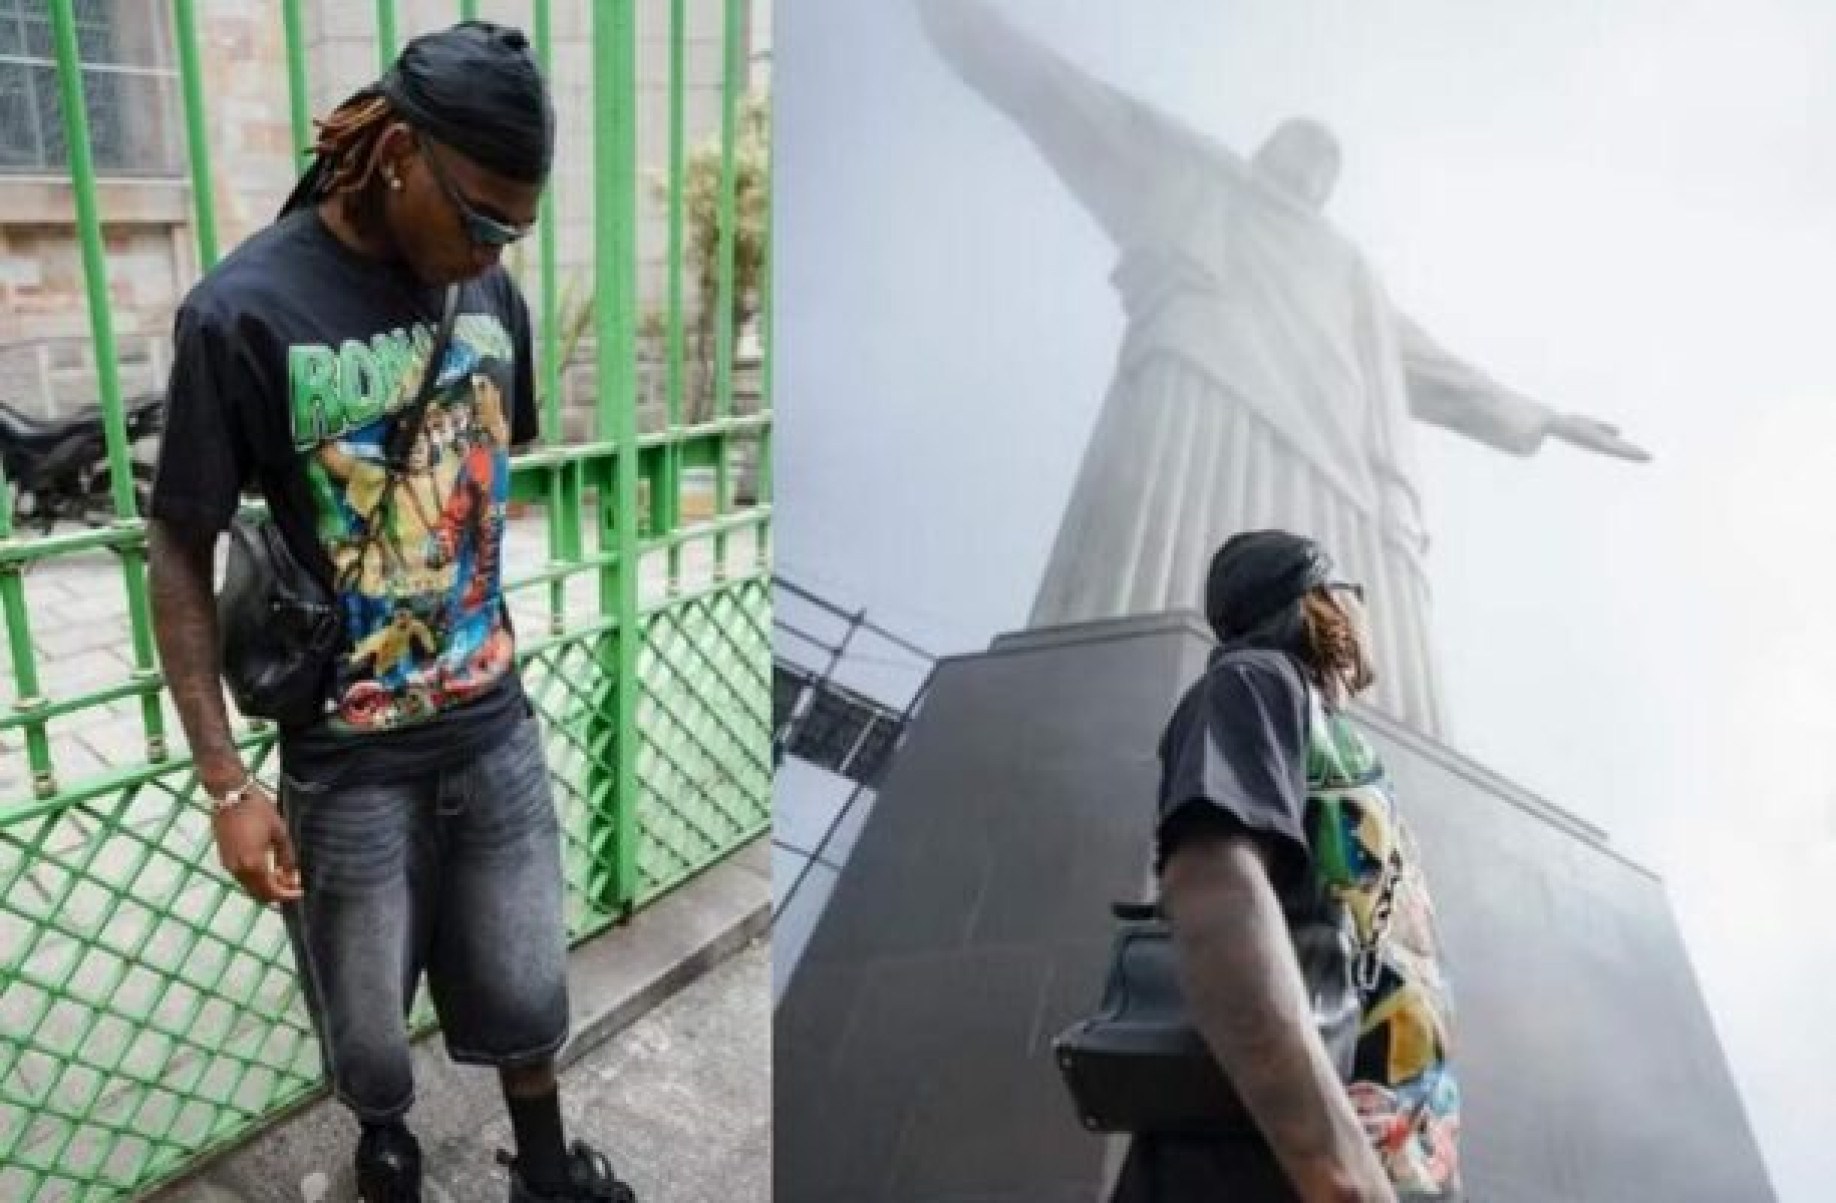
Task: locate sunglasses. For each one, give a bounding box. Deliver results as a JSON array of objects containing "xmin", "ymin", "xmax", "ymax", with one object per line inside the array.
[{"xmin": 415, "ymin": 133, "xmax": 533, "ymax": 248}]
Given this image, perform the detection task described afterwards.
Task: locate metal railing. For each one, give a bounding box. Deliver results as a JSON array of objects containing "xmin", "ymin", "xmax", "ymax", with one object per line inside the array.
[
  {"xmin": 769, "ymin": 580, "xmax": 932, "ymax": 1001},
  {"xmin": 0, "ymin": 2, "xmax": 772, "ymax": 1199}
]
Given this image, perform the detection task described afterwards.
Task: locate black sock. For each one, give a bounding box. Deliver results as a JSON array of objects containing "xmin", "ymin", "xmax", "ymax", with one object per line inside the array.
[
  {"xmin": 505, "ymin": 1086, "xmax": 570, "ymax": 1193},
  {"xmin": 360, "ymin": 1117, "xmax": 412, "ymax": 1142}
]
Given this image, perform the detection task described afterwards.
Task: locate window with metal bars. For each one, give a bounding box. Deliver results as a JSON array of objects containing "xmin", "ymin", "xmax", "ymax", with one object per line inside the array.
[
  {"xmin": 773, "ymin": 662, "xmax": 810, "ymax": 733},
  {"xmin": 773, "ymin": 661, "xmax": 910, "ymax": 788},
  {"xmin": 0, "ymin": 0, "xmax": 182, "ymax": 176}
]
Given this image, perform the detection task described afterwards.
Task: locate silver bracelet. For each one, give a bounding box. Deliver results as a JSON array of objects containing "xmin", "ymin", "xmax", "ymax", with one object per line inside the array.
[{"xmin": 210, "ymin": 775, "xmax": 264, "ymax": 813}]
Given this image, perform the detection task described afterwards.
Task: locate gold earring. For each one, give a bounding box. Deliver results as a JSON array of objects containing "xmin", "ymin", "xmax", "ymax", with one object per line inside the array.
[{"xmin": 388, "ymin": 175, "xmax": 402, "ymax": 190}]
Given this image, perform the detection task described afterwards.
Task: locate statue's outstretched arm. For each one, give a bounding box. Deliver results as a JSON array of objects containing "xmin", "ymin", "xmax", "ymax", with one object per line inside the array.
[
  {"xmin": 914, "ymin": 0, "xmax": 1210, "ymax": 243},
  {"xmin": 1398, "ymin": 315, "xmax": 1650, "ymax": 462}
]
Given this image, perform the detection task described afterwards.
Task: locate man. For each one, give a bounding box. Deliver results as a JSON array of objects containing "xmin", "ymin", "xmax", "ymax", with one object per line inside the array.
[
  {"xmin": 1120, "ymin": 530, "xmax": 1459, "ymax": 1201},
  {"xmin": 147, "ymin": 22, "xmax": 635, "ymax": 1203},
  {"xmin": 915, "ymin": 0, "xmax": 1648, "ymax": 736}
]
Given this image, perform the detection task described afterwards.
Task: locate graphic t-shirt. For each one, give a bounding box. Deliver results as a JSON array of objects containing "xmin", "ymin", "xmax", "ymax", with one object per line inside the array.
[
  {"xmin": 151, "ymin": 209, "xmax": 538, "ymax": 783},
  {"xmin": 1117, "ymin": 646, "xmax": 1461, "ymax": 1202}
]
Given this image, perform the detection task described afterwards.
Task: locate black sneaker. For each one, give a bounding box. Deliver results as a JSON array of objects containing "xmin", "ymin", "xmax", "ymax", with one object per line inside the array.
[
  {"xmin": 498, "ymin": 1140, "xmax": 637, "ymax": 1202},
  {"xmin": 355, "ymin": 1123, "xmax": 423, "ymax": 1202}
]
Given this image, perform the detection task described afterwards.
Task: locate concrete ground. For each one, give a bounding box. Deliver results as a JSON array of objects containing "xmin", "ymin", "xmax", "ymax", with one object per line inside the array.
[{"xmin": 146, "ymin": 842, "xmax": 771, "ymax": 1203}]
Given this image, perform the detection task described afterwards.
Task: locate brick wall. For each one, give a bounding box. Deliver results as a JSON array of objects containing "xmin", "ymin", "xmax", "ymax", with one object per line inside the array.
[{"xmin": 0, "ymin": 0, "xmax": 763, "ymax": 418}]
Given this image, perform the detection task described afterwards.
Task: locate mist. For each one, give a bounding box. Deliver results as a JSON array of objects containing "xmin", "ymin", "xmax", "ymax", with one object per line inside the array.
[{"xmin": 775, "ymin": 1, "xmax": 1836, "ymax": 1195}]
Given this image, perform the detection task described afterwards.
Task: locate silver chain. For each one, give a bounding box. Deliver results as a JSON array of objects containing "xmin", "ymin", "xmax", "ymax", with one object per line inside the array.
[{"xmin": 1353, "ymin": 850, "xmax": 1404, "ymax": 994}]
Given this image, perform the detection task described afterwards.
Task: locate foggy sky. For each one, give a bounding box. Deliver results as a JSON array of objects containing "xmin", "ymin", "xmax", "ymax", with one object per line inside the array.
[{"xmin": 776, "ymin": 1, "xmax": 1836, "ymax": 1196}]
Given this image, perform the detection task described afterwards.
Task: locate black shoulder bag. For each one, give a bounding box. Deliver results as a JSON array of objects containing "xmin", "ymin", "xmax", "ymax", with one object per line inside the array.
[
  {"xmin": 217, "ymin": 285, "xmax": 460, "ymax": 729},
  {"xmin": 1052, "ymin": 901, "xmax": 1360, "ymax": 1135},
  {"xmin": 1051, "ymin": 684, "xmax": 1372, "ymax": 1136}
]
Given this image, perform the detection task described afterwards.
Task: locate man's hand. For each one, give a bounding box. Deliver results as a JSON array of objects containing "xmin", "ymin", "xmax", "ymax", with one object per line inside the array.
[
  {"xmin": 150, "ymin": 515, "xmax": 300, "ymax": 904},
  {"xmin": 1547, "ymin": 412, "xmax": 1652, "ymax": 462},
  {"xmin": 211, "ymin": 784, "xmax": 302, "ymax": 905}
]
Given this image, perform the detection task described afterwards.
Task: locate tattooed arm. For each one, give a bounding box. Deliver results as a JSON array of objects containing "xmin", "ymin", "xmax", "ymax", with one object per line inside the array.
[
  {"xmin": 148, "ymin": 518, "xmax": 243, "ymax": 793},
  {"xmin": 1161, "ymin": 827, "xmax": 1395, "ymax": 1203},
  {"xmin": 148, "ymin": 517, "xmax": 299, "ymax": 904}
]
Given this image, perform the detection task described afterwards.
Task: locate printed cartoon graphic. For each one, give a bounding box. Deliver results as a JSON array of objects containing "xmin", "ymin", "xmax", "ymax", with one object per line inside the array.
[
  {"xmin": 431, "ymin": 365, "xmax": 513, "ymax": 614},
  {"xmin": 289, "ymin": 315, "xmax": 520, "ymax": 732},
  {"xmin": 348, "ymin": 601, "xmax": 439, "ymax": 679},
  {"xmin": 1308, "ymin": 708, "xmax": 1461, "ymax": 1196}
]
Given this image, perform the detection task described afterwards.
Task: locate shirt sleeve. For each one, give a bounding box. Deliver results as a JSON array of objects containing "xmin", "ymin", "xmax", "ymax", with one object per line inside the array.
[
  {"xmin": 1155, "ymin": 652, "xmax": 1311, "ymax": 875},
  {"xmin": 506, "ymin": 279, "xmax": 539, "ymax": 449},
  {"xmin": 148, "ymin": 302, "xmax": 254, "ymax": 532}
]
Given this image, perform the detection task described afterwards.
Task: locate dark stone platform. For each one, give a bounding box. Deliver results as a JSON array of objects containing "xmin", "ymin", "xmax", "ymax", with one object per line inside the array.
[{"xmin": 775, "ymin": 612, "xmax": 1773, "ymax": 1202}]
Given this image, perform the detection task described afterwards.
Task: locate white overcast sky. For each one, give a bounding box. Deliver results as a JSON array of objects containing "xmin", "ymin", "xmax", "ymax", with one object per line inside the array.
[{"xmin": 776, "ymin": 1, "xmax": 1836, "ymax": 1196}]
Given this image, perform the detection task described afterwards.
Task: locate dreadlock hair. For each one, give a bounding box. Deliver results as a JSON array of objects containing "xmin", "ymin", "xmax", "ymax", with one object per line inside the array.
[
  {"xmin": 1300, "ymin": 588, "xmax": 1374, "ymax": 705},
  {"xmin": 312, "ymin": 89, "xmax": 397, "ymax": 199},
  {"xmin": 277, "ymin": 87, "xmax": 401, "ymax": 223}
]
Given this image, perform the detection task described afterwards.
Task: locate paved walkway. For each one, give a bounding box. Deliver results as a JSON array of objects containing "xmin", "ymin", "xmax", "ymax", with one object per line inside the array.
[{"xmin": 161, "ymin": 945, "xmax": 771, "ymax": 1203}]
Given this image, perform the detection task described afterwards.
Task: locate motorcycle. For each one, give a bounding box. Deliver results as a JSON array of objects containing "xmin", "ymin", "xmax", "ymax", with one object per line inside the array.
[{"xmin": 0, "ymin": 393, "xmax": 164, "ymax": 535}]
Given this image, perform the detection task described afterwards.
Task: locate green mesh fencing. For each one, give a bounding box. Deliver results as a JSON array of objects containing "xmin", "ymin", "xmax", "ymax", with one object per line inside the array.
[
  {"xmin": 0, "ymin": 1, "xmax": 772, "ymax": 1199},
  {"xmin": 0, "ymin": 749, "xmax": 320, "ymax": 1202},
  {"xmin": 631, "ymin": 579, "xmax": 772, "ymax": 903}
]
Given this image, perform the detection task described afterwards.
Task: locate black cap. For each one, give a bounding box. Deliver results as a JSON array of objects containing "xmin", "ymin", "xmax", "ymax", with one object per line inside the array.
[
  {"xmin": 381, "ymin": 20, "xmax": 554, "ymax": 182},
  {"xmin": 1204, "ymin": 530, "xmax": 1334, "ymax": 642}
]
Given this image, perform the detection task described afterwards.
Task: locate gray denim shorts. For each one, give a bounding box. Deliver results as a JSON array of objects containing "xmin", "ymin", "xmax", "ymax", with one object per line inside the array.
[{"xmin": 277, "ymin": 713, "xmax": 570, "ymax": 1121}]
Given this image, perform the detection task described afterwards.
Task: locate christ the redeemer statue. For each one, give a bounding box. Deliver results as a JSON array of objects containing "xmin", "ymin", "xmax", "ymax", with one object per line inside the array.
[{"xmin": 917, "ymin": 0, "xmax": 1648, "ymax": 736}]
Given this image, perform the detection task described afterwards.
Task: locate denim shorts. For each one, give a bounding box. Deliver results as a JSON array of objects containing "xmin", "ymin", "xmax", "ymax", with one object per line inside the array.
[{"xmin": 277, "ymin": 713, "xmax": 570, "ymax": 1121}]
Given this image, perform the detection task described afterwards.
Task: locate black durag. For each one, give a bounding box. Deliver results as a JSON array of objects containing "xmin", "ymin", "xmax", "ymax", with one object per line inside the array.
[
  {"xmin": 279, "ymin": 20, "xmax": 553, "ymax": 218},
  {"xmin": 1203, "ymin": 529, "xmax": 1335, "ymax": 650}
]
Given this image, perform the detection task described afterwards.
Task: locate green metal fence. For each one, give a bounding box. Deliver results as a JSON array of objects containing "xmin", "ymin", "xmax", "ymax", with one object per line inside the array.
[{"xmin": 0, "ymin": 2, "xmax": 772, "ymax": 1199}]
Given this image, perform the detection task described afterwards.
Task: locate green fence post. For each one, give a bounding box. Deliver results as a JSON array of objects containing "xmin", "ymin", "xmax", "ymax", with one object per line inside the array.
[
  {"xmin": 532, "ymin": 0, "xmax": 568, "ymax": 631},
  {"xmin": 174, "ymin": 0, "xmax": 219, "ymax": 269},
  {"xmin": 757, "ymin": 78, "xmax": 774, "ymax": 570},
  {"xmin": 715, "ymin": 0, "xmax": 743, "ymax": 421},
  {"xmin": 282, "ymin": 0, "xmax": 311, "ymax": 163},
  {"xmin": 710, "ymin": 0, "xmax": 744, "ymax": 578},
  {"xmin": 48, "ymin": 0, "xmax": 167, "ymax": 759},
  {"xmin": 662, "ymin": 0, "xmax": 686, "ymax": 592},
  {"xmin": 375, "ymin": 0, "xmax": 398, "ymax": 71},
  {"xmin": 49, "ymin": 0, "xmax": 130, "ymax": 521},
  {"xmin": 535, "ymin": 0, "xmax": 560, "ymax": 448},
  {"xmin": 592, "ymin": 0, "xmax": 641, "ymax": 915},
  {"xmin": 0, "ymin": 460, "xmax": 53, "ymax": 798}
]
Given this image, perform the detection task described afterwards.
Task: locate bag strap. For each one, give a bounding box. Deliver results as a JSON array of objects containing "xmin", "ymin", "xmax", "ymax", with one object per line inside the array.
[
  {"xmin": 384, "ymin": 283, "xmax": 462, "ymax": 470},
  {"xmin": 1301, "ymin": 677, "xmax": 1405, "ymax": 996},
  {"xmin": 337, "ymin": 284, "xmax": 462, "ymax": 594}
]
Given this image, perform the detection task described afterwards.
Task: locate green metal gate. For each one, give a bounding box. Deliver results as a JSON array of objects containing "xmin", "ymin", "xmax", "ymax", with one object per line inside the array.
[{"xmin": 0, "ymin": 2, "xmax": 772, "ymax": 1198}]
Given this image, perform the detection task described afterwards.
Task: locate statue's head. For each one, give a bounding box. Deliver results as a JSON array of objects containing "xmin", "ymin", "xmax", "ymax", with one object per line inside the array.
[
  {"xmin": 1205, "ymin": 530, "xmax": 1375, "ymax": 701},
  {"xmin": 1252, "ymin": 117, "xmax": 1342, "ymax": 210}
]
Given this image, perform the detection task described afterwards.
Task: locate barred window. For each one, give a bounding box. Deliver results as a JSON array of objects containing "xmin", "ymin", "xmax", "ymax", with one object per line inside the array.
[{"xmin": 0, "ymin": 0, "xmax": 182, "ymax": 176}]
